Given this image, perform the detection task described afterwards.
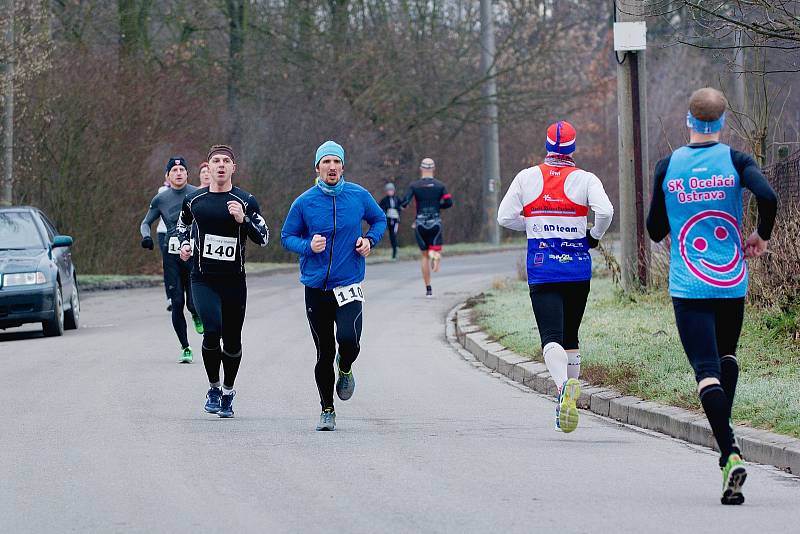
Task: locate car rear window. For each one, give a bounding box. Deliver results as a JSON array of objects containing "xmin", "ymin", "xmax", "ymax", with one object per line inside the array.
[{"xmin": 0, "ymin": 212, "xmax": 45, "ymax": 249}]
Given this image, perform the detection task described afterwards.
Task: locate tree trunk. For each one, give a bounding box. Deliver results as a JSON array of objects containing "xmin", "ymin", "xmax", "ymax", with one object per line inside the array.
[
  {"xmin": 1, "ymin": 0, "xmax": 14, "ymax": 206},
  {"xmin": 118, "ymin": 0, "xmax": 150, "ymax": 62},
  {"xmin": 226, "ymin": 0, "xmax": 246, "ymax": 149}
]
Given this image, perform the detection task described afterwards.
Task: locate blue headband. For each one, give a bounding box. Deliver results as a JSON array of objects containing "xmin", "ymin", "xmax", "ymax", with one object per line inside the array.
[{"xmin": 686, "ymin": 111, "xmax": 725, "ymax": 134}]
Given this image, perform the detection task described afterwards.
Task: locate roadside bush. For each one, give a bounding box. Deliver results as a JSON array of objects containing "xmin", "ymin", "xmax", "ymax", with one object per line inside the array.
[{"xmin": 746, "ymin": 201, "xmax": 800, "ymax": 338}]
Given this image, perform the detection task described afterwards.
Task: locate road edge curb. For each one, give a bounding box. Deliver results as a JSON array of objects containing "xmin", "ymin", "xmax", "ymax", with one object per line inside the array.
[{"xmin": 446, "ymin": 302, "xmax": 800, "ymax": 475}]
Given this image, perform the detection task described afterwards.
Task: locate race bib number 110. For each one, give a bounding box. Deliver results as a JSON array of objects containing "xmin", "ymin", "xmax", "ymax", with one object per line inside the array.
[
  {"xmin": 334, "ymin": 283, "xmax": 364, "ymax": 307},
  {"xmin": 202, "ymin": 234, "xmax": 237, "ymax": 261}
]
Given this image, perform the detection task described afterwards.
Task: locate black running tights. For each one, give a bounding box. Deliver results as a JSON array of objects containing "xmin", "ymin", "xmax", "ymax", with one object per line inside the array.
[{"xmin": 305, "ymin": 286, "xmax": 363, "ymax": 410}]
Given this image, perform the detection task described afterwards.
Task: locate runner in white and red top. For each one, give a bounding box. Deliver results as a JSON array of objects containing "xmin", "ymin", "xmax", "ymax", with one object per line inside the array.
[{"xmin": 498, "ymin": 120, "xmax": 614, "ymax": 433}]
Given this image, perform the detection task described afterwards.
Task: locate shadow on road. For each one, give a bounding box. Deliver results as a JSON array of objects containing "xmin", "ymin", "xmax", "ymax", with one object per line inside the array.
[{"xmin": 0, "ymin": 329, "xmax": 45, "ymax": 342}]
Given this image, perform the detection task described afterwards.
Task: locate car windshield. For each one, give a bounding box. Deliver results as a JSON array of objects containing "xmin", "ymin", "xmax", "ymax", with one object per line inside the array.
[{"xmin": 0, "ymin": 212, "xmax": 45, "ymax": 249}]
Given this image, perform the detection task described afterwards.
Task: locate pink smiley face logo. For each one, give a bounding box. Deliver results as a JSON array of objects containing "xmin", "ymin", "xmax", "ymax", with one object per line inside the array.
[{"xmin": 679, "ymin": 210, "xmax": 746, "ymax": 287}]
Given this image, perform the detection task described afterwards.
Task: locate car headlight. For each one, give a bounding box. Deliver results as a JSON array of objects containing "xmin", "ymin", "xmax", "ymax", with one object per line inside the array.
[{"xmin": 3, "ymin": 272, "xmax": 47, "ymax": 286}]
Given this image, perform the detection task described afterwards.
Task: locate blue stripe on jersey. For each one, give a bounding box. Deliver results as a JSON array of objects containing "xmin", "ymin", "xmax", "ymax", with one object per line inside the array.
[{"xmin": 527, "ymin": 237, "xmax": 592, "ymax": 285}]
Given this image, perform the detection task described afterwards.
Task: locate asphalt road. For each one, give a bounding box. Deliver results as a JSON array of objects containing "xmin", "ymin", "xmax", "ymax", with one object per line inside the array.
[{"xmin": 1, "ymin": 251, "xmax": 799, "ymax": 533}]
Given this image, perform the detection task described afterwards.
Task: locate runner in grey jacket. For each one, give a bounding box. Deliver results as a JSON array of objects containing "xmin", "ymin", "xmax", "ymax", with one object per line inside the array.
[{"xmin": 140, "ymin": 156, "xmax": 203, "ymax": 363}]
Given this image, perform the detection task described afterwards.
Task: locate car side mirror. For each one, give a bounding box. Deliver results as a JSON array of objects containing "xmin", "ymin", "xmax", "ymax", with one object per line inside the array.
[{"xmin": 52, "ymin": 235, "xmax": 73, "ymax": 248}]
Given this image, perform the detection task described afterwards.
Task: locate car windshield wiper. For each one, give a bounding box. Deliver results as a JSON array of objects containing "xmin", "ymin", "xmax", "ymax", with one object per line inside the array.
[{"xmin": 0, "ymin": 247, "xmax": 30, "ymax": 251}]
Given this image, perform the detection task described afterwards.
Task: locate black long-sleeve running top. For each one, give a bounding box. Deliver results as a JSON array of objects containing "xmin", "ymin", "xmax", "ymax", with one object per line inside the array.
[
  {"xmin": 647, "ymin": 143, "xmax": 778, "ymax": 242},
  {"xmin": 177, "ymin": 186, "xmax": 269, "ymax": 275},
  {"xmin": 400, "ymin": 177, "xmax": 453, "ymax": 218}
]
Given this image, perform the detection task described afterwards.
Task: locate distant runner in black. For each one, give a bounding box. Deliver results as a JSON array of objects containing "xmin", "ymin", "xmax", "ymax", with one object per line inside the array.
[
  {"xmin": 177, "ymin": 144, "xmax": 269, "ymax": 418},
  {"xmin": 140, "ymin": 156, "xmax": 202, "ymax": 363},
  {"xmin": 400, "ymin": 158, "xmax": 453, "ymax": 297},
  {"xmin": 378, "ymin": 182, "xmax": 402, "ymax": 259}
]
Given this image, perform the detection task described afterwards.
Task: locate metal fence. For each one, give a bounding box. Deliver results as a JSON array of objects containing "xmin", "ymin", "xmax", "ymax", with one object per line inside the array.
[{"xmin": 763, "ymin": 148, "xmax": 800, "ymax": 206}]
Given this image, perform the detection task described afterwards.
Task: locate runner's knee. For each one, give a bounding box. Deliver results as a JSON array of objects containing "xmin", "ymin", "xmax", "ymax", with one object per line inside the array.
[{"xmin": 203, "ymin": 332, "xmax": 221, "ymax": 349}]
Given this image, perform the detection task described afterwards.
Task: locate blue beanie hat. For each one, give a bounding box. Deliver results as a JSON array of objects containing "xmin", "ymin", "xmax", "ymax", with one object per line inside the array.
[
  {"xmin": 165, "ymin": 156, "xmax": 188, "ymax": 174},
  {"xmin": 315, "ymin": 141, "xmax": 345, "ymax": 167}
]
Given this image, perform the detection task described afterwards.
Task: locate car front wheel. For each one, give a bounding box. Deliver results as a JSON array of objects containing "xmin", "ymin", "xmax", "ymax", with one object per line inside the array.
[
  {"xmin": 42, "ymin": 284, "xmax": 64, "ymax": 337},
  {"xmin": 64, "ymin": 278, "xmax": 80, "ymax": 330}
]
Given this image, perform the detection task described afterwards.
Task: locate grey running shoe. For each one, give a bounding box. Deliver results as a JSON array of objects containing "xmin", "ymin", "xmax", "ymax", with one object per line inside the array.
[
  {"xmin": 316, "ymin": 408, "xmax": 336, "ymax": 431},
  {"xmin": 336, "ymin": 354, "xmax": 355, "ymax": 401}
]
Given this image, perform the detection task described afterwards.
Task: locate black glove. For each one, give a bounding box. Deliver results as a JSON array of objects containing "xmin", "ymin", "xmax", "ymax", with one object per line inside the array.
[
  {"xmin": 141, "ymin": 236, "xmax": 154, "ymax": 250},
  {"xmin": 586, "ymin": 229, "xmax": 599, "ymax": 249}
]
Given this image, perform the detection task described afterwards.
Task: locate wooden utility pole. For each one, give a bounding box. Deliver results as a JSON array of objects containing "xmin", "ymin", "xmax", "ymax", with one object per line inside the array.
[
  {"xmin": 479, "ymin": 0, "xmax": 500, "ymax": 245},
  {"xmin": 614, "ymin": 8, "xmax": 649, "ymax": 290},
  {"xmin": 1, "ymin": 0, "xmax": 14, "ymax": 207}
]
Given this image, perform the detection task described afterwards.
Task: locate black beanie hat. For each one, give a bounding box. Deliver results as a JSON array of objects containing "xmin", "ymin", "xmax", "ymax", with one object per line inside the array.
[{"xmin": 165, "ymin": 156, "xmax": 188, "ymax": 174}]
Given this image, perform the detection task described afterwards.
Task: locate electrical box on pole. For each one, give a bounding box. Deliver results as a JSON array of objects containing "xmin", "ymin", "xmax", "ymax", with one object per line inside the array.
[
  {"xmin": 615, "ymin": 12, "xmax": 649, "ymax": 291},
  {"xmin": 613, "ymin": 22, "xmax": 647, "ymax": 52}
]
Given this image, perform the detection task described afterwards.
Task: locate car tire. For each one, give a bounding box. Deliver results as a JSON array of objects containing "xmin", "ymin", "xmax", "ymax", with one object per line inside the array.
[
  {"xmin": 64, "ymin": 277, "xmax": 80, "ymax": 330},
  {"xmin": 42, "ymin": 284, "xmax": 64, "ymax": 337}
]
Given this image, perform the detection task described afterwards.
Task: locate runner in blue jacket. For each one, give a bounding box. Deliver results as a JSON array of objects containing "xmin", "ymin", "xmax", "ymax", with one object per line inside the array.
[{"xmin": 281, "ymin": 140, "xmax": 386, "ymax": 431}]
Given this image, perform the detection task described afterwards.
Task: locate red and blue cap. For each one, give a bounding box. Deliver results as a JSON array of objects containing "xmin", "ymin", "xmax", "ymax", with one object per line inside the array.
[{"xmin": 545, "ymin": 121, "xmax": 576, "ymax": 155}]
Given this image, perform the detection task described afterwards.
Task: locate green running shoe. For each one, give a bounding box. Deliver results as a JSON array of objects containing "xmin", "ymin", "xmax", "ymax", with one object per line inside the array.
[
  {"xmin": 180, "ymin": 346, "xmax": 193, "ymax": 364},
  {"xmin": 557, "ymin": 378, "xmax": 581, "ymax": 433},
  {"xmin": 316, "ymin": 408, "xmax": 336, "ymax": 431},
  {"xmin": 721, "ymin": 453, "xmax": 747, "ymax": 505},
  {"xmin": 192, "ymin": 315, "xmax": 204, "ymax": 335}
]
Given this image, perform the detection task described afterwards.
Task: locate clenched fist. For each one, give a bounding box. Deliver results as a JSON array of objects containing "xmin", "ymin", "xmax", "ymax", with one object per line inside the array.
[{"xmin": 311, "ymin": 234, "xmax": 327, "ymax": 253}]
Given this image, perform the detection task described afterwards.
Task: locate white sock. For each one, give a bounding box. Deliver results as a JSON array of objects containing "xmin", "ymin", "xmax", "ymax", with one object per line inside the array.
[
  {"xmin": 567, "ymin": 351, "xmax": 581, "ymax": 380},
  {"xmin": 222, "ymin": 387, "xmax": 234, "ymax": 395},
  {"xmin": 543, "ymin": 342, "xmax": 569, "ymax": 392},
  {"xmin": 210, "ymin": 382, "xmax": 221, "ymax": 389}
]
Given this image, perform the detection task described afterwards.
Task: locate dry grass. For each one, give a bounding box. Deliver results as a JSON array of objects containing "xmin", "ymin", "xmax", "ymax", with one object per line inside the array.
[{"xmin": 747, "ymin": 202, "xmax": 800, "ymax": 312}]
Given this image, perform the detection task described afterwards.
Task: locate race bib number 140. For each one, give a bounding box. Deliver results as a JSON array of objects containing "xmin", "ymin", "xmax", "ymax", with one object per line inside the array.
[
  {"xmin": 202, "ymin": 234, "xmax": 237, "ymax": 261},
  {"xmin": 334, "ymin": 283, "xmax": 364, "ymax": 307}
]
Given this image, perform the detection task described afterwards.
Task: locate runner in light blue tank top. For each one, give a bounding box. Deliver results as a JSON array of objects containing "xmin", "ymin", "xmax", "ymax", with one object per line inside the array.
[
  {"xmin": 663, "ymin": 142, "xmax": 746, "ymax": 298},
  {"xmin": 646, "ymin": 88, "xmax": 777, "ymax": 506}
]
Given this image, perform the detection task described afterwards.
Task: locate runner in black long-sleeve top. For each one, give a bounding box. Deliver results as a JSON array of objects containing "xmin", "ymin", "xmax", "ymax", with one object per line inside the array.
[
  {"xmin": 400, "ymin": 158, "xmax": 453, "ymax": 297},
  {"xmin": 177, "ymin": 144, "xmax": 268, "ymax": 418},
  {"xmin": 378, "ymin": 182, "xmax": 403, "ymax": 259}
]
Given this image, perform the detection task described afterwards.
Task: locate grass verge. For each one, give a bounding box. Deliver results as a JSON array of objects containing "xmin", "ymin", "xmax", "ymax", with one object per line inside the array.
[
  {"xmin": 366, "ymin": 239, "xmax": 525, "ymax": 263},
  {"xmin": 78, "ymin": 262, "xmax": 296, "ymax": 291},
  {"xmin": 472, "ymin": 275, "xmax": 800, "ymax": 438},
  {"xmin": 78, "ymin": 241, "xmax": 524, "ymax": 291}
]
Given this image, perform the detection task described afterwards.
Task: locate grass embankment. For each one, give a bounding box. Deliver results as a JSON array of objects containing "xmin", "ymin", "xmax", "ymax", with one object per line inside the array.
[
  {"xmin": 367, "ymin": 239, "xmax": 525, "ymax": 263},
  {"xmin": 78, "ymin": 240, "xmax": 525, "ymax": 290},
  {"xmin": 78, "ymin": 262, "xmax": 296, "ymax": 291},
  {"xmin": 472, "ymin": 276, "xmax": 800, "ymax": 438}
]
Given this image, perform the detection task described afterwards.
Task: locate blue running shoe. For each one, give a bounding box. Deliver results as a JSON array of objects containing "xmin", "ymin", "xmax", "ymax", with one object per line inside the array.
[
  {"xmin": 336, "ymin": 354, "xmax": 355, "ymax": 401},
  {"xmin": 218, "ymin": 391, "xmax": 235, "ymax": 418},
  {"xmin": 205, "ymin": 387, "xmax": 222, "ymax": 413},
  {"xmin": 316, "ymin": 408, "xmax": 336, "ymax": 431}
]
